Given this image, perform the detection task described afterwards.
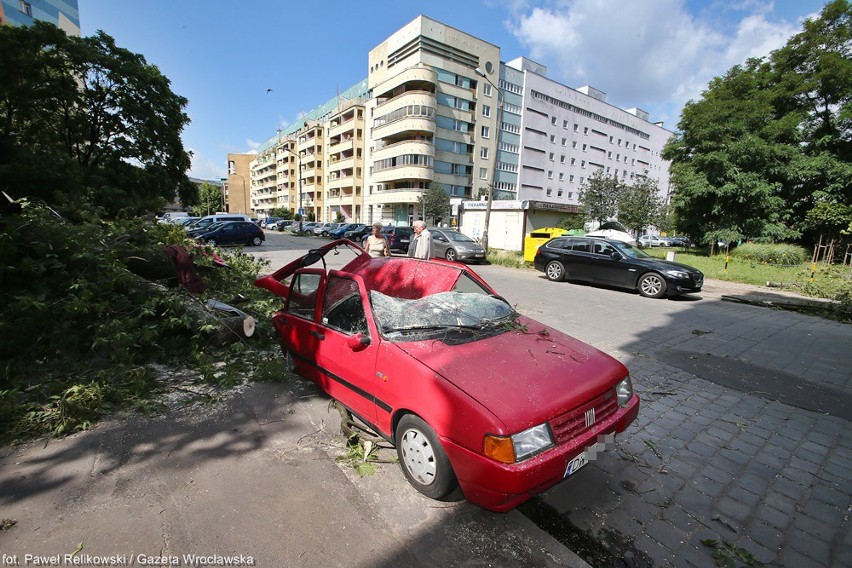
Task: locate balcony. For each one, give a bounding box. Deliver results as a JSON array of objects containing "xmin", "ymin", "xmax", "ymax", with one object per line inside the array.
[
  {"xmin": 372, "ymin": 116, "xmax": 435, "ymax": 141},
  {"xmin": 372, "ymin": 140, "xmax": 433, "ymax": 162},
  {"xmin": 370, "ymin": 164, "xmax": 433, "ymax": 184},
  {"xmin": 375, "ymin": 66, "xmax": 437, "ymax": 100}
]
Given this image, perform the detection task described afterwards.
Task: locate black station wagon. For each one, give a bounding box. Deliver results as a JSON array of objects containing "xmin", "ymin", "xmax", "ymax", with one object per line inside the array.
[{"xmin": 533, "ymin": 236, "xmax": 703, "ymax": 298}]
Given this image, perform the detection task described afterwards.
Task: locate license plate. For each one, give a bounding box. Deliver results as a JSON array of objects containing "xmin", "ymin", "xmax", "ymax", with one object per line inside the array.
[{"xmin": 564, "ymin": 452, "xmax": 588, "ymax": 477}]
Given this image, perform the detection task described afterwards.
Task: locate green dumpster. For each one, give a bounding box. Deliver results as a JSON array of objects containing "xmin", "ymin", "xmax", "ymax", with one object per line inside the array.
[{"xmin": 524, "ymin": 227, "xmax": 569, "ymax": 262}]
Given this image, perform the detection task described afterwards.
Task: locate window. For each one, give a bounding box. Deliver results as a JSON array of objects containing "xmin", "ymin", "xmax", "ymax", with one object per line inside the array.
[
  {"xmin": 480, "ymin": 147, "xmax": 489, "ymax": 159},
  {"xmin": 572, "ymin": 141, "xmax": 577, "ymax": 149},
  {"xmin": 551, "ymin": 117, "xmax": 557, "ymax": 126},
  {"xmin": 582, "ymin": 144, "xmax": 587, "ymax": 152},
  {"xmin": 581, "ymin": 161, "xmax": 586, "ymax": 169},
  {"xmin": 547, "ymin": 170, "xmax": 553, "ymax": 179},
  {"xmin": 482, "ymin": 105, "xmax": 491, "ymax": 117},
  {"xmin": 569, "ymin": 175, "xmax": 574, "ymax": 182},
  {"xmin": 549, "ymin": 152, "xmax": 554, "ymax": 161},
  {"xmin": 563, "ymin": 120, "xmax": 569, "ymax": 128},
  {"xmin": 573, "ymin": 124, "xmax": 579, "ymax": 132},
  {"xmin": 481, "ymin": 125, "xmax": 490, "ymax": 138},
  {"xmin": 286, "ymin": 273, "xmax": 322, "ymax": 319},
  {"xmin": 322, "ymin": 277, "xmax": 367, "ymax": 335},
  {"xmin": 550, "ymin": 134, "xmax": 555, "ymax": 143},
  {"xmin": 560, "ymin": 155, "xmax": 566, "ymax": 164},
  {"xmin": 20, "ymin": 1, "xmax": 31, "ymax": 16},
  {"xmin": 558, "ymin": 189, "xmax": 563, "ymax": 197},
  {"xmin": 608, "ymin": 151, "xmax": 612, "ymax": 159},
  {"xmin": 609, "ymin": 136, "xmax": 614, "ymax": 144},
  {"xmin": 561, "ymin": 137, "xmax": 567, "ymax": 146},
  {"xmin": 558, "ymin": 173, "xmax": 564, "ymax": 181},
  {"xmin": 483, "ymin": 83, "xmax": 492, "ymax": 96},
  {"xmin": 480, "ymin": 167, "xmax": 488, "ymax": 180},
  {"xmin": 584, "ymin": 127, "xmax": 589, "ymax": 135},
  {"xmin": 546, "ymin": 188, "xmax": 552, "ymax": 196},
  {"xmin": 570, "ymin": 158, "xmax": 576, "ymax": 165}
]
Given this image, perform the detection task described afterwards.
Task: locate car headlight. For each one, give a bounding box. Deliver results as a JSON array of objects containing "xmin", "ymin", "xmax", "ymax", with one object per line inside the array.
[
  {"xmin": 664, "ymin": 269, "xmax": 688, "ymax": 279},
  {"xmin": 616, "ymin": 376, "xmax": 633, "ymax": 407},
  {"xmin": 483, "ymin": 423, "xmax": 554, "ymax": 464}
]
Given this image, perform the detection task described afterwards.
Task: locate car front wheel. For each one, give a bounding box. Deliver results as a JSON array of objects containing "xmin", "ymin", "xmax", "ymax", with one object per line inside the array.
[
  {"xmin": 395, "ymin": 414, "xmax": 457, "ymax": 499},
  {"xmin": 545, "ymin": 260, "xmax": 566, "ymax": 282},
  {"xmin": 638, "ymin": 272, "xmax": 667, "ymax": 298},
  {"xmin": 445, "ymin": 248, "xmax": 457, "ymax": 262}
]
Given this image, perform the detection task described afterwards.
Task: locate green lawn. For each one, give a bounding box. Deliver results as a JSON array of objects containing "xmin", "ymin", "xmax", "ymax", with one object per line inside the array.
[{"xmin": 643, "ymin": 247, "xmax": 852, "ymax": 301}]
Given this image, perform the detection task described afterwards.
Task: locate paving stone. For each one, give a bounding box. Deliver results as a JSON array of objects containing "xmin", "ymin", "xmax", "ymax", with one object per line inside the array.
[
  {"xmin": 725, "ymin": 486, "xmax": 761, "ymax": 510},
  {"xmin": 796, "ymin": 447, "xmax": 828, "ymax": 467},
  {"xmin": 716, "ymin": 446, "xmax": 752, "ymax": 467},
  {"xmin": 693, "ymin": 474, "xmax": 726, "ymax": 499},
  {"xmin": 715, "ymin": 495, "xmax": 753, "ymax": 520},
  {"xmin": 810, "ymin": 484, "xmax": 848, "ymax": 509},
  {"xmin": 734, "ymin": 535, "xmax": 776, "ymax": 566},
  {"xmin": 780, "ymin": 462, "xmax": 819, "ymax": 485},
  {"xmin": 673, "ymin": 544, "xmax": 709, "ymax": 568},
  {"xmin": 771, "ymin": 476, "xmax": 808, "ymax": 502},
  {"xmin": 686, "ymin": 440, "xmax": 718, "ymax": 458},
  {"xmin": 754, "ymin": 503, "xmax": 792, "ymax": 530},
  {"xmin": 792, "ymin": 512, "xmax": 838, "ymax": 542},
  {"xmin": 632, "ymin": 533, "xmax": 675, "ymax": 565},
  {"xmin": 645, "ymin": 519, "xmax": 690, "ymax": 552},
  {"xmin": 678, "ymin": 486, "xmax": 714, "ymax": 519},
  {"xmin": 787, "ymin": 530, "xmax": 832, "ymax": 566},
  {"xmin": 804, "ymin": 430, "xmax": 837, "ymax": 448},
  {"xmin": 710, "ymin": 454, "xmax": 744, "ymax": 477},
  {"xmin": 736, "ymin": 471, "xmax": 771, "ymax": 497},
  {"xmin": 746, "ymin": 519, "xmax": 785, "ymax": 554},
  {"xmin": 727, "ymin": 436, "xmax": 763, "ymax": 454}
]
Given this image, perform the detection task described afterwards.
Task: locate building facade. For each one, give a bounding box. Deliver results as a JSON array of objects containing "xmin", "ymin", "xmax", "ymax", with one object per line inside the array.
[
  {"xmin": 1, "ymin": 0, "xmax": 80, "ymax": 35},
  {"xmin": 363, "ymin": 15, "xmax": 501, "ymax": 226},
  {"xmin": 224, "ymin": 154, "xmax": 253, "ymax": 215},
  {"xmin": 241, "ymin": 14, "xmax": 674, "ymax": 244}
]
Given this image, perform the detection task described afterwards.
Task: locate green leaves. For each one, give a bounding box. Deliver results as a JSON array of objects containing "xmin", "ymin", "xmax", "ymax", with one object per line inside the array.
[{"xmin": 665, "ymin": 0, "xmax": 852, "ymax": 245}]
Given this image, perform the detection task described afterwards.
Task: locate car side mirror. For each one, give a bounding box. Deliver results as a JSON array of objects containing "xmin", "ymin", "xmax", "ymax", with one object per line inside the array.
[
  {"xmin": 346, "ymin": 333, "xmax": 371, "ymax": 352},
  {"xmin": 611, "ymin": 251, "xmax": 623, "ymax": 260}
]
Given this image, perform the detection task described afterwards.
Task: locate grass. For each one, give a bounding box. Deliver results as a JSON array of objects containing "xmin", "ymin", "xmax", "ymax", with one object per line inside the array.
[{"xmin": 642, "ymin": 247, "xmax": 852, "ymax": 301}]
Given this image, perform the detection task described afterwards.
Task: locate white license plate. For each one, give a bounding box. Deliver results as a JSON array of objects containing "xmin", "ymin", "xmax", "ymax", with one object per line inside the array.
[{"xmin": 564, "ymin": 452, "xmax": 588, "ymax": 477}]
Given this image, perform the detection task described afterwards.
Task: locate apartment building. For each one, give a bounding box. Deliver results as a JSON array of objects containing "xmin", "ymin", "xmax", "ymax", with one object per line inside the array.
[
  {"xmin": 325, "ymin": 101, "xmax": 366, "ymax": 222},
  {"xmin": 224, "ymin": 154, "xmax": 253, "ymax": 214},
  {"xmin": 1, "ymin": 0, "xmax": 80, "ymax": 35},
  {"xmin": 250, "ymin": 142, "xmax": 278, "ymax": 217},
  {"xmin": 510, "ymin": 57, "xmax": 672, "ymax": 206},
  {"xmin": 363, "ymin": 15, "xmax": 500, "ymax": 226}
]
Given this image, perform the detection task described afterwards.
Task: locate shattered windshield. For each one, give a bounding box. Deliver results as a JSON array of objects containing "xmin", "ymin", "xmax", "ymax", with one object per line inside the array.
[{"xmin": 371, "ymin": 290, "xmax": 515, "ymax": 340}]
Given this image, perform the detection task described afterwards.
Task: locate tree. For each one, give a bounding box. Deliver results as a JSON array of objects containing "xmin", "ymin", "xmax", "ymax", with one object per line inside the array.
[
  {"xmin": 418, "ymin": 181, "xmax": 451, "ymax": 223},
  {"xmin": 663, "ymin": 0, "xmax": 852, "ymax": 246},
  {"xmin": 579, "ymin": 170, "xmax": 622, "ymax": 225},
  {"xmin": 192, "ymin": 182, "xmax": 222, "ymax": 216},
  {"xmin": 0, "ymin": 22, "xmax": 192, "ymax": 217},
  {"xmin": 616, "ymin": 176, "xmax": 663, "ymax": 237}
]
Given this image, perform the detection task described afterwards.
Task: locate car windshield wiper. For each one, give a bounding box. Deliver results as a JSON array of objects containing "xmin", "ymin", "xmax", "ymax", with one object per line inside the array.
[{"xmin": 382, "ymin": 323, "xmax": 487, "ymax": 334}]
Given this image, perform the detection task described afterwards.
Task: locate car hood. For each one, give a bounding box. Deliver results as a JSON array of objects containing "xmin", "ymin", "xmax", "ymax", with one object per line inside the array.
[
  {"xmin": 393, "ymin": 316, "xmax": 627, "ymax": 433},
  {"xmin": 637, "ymin": 257, "xmax": 701, "ymax": 274}
]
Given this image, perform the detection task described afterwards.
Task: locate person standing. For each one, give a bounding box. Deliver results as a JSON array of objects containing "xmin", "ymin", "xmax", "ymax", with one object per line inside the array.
[
  {"xmin": 365, "ymin": 222, "xmax": 390, "ymax": 258},
  {"xmin": 409, "ymin": 220, "xmax": 432, "ymax": 260}
]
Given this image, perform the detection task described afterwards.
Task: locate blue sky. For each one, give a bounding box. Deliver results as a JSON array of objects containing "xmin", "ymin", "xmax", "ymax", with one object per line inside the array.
[{"xmin": 78, "ymin": 0, "xmax": 827, "ymax": 180}]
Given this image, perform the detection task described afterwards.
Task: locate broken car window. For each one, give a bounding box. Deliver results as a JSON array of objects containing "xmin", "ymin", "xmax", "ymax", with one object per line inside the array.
[
  {"xmin": 322, "ymin": 276, "xmax": 368, "ymax": 335},
  {"xmin": 370, "ymin": 290, "xmax": 513, "ymax": 338}
]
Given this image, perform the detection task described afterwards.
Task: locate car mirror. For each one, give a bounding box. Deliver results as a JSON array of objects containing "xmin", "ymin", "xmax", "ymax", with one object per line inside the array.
[{"xmin": 346, "ymin": 333, "xmax": 371, "ymax": 352}]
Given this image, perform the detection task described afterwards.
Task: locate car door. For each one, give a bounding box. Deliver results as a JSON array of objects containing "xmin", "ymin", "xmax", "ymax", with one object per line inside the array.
[
  {"xmin": 588, "ymin": 240, "xmax": 632, "ymax": 286},
  {"xmin": 313, "ymin": 273, "xmax": 380, "ymax": 423},
  {"xmin": 431, "ymin": 229, "xmax": 447, "ymax": 258},
  {"xmin": 278, "ymin": 269, "xmax": 325, "ymax": 384},
  {"xmin": 565, "ymin": 238, "xmax": 598, "ymax": 282}
]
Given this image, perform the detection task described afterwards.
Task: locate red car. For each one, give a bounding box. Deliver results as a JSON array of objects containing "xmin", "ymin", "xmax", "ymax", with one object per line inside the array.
[{"xmin": 256, "ymin": 240, "xmax": 640, "ymax": 512}]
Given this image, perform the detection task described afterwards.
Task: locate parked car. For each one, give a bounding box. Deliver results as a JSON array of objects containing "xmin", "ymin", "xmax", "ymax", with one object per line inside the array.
[
  {"xmin": 187, "ymin": 221, "xmax": 227, "ymax": 237},
  {"xmin": 187, "ymin": 214, "xmax": 252, "ymax": 233},
  {"xmin": 195, "ymin": 221, "xmax": 265, "ymax": 246},
  {"xmin": 255, "ymin": 240, "xmax": 640, "ymax": 512},
  {"xmin": 273, "ymin": 220, "xmax": 295, "ymax": 231},
  {"xmin": 533, "ymin": 236, "xmax": 703, "ymax": 298},
  {"xmin": 178, "ymin": 216, "xmax": 201, "ymax": 227},
  {"xmin": 330, "ymin": 223, "xmax": 364, "ymax": 238},
  {"xmin": 343, "ymin": 225, "xmax": 371, "ymax": 241},
  {"xmin": 361, "ymin": 225, "xmax": 413, "ymax": 254},
  {"xmin": 311, "ymin": 222, "xmax": 342, "ymax": 237},
  {"xmin": 158, "ymin": 212, "xmax": 189, "ymax": 224},
  {"xmin": 665, "ymin": 235, "xmax": 692, "ymax": 247},
  {"xmin": 430, "ymin": 228, "xmax": 486, "ymax": 263},
  {"xmin": 291, "ymin": 222, "xmax": 318, "ymax": 235},
  {"xmin": 638, "ymin": 235, "xmax": 669, "ymax": 247},
  {"xmin": 261, "ymin": 217, "xmax": 283, "ymax": 229}
]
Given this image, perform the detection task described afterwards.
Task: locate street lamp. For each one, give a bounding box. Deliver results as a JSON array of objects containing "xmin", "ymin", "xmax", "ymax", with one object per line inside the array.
[
  {"xmin": 282, "ymin": 144, "xmax": 303, "ymax": 233},
  {"xmin": 475, "ymin": 66, "xmax": 503, "ymax": 252}
]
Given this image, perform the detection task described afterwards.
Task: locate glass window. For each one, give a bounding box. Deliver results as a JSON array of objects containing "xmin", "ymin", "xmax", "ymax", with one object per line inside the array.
[
  {"xmin": 481, "ymin": 125, "xmax": 490, "ymax": 138},
  {"xmin": 483, "ymin": 83, "xmax": 492, "ymax": 96},
  {"xmin": 482, "ymin": 105, "xmax": 491, "ymax": 117},
  {"xmin": 322, "ymin": 277, "xmax": 368, "ymax": 335},
  {"xmin": 571, "ymin": 239, "xmax": 591, "ymax": 253},
  {"xmin": 286, "ymin": 273, "xmax": 322, "ymax": 319}
]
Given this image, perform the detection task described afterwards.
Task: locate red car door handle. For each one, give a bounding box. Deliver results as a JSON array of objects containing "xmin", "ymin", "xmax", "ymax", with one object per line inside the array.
[{"xmin": 310, "ymin": 330, "xmax": 325, "ymax": 340}]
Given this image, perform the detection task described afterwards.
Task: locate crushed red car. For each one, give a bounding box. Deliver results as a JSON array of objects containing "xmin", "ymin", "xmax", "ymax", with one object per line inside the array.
[{"xmin": 256, "ymin": 240, "xmax": 640, "ymax": 512}]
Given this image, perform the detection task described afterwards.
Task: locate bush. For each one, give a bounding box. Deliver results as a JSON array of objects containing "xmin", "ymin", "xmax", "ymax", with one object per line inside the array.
[{"xmin": 730, "ymin": 243, "xmax": 808, "ymax": 265}]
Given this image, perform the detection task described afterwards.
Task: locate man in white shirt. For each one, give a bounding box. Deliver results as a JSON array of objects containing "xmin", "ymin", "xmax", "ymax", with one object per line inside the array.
[{"xmin": 409, "ymin": 220, "xmax": 432, "ymax": 259}]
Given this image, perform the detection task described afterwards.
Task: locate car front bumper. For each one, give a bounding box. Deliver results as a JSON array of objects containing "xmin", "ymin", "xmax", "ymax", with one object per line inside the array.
[
  {"xmin": 441, "ymin": 394, "xmax": 640, "ymax": 513},
  {"xmin": 457, "ymin": 250, "xmax": 487, "ymax": 262}
]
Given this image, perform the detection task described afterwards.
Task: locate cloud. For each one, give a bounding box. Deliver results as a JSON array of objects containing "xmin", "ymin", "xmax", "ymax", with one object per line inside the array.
[
  {"xmin": 188, "ymin": 149, "xmax": 224, "ymax": 180},
  {"xmin": 506, "ymin": 0, "xmax": 800, "ymax": 128},
  {"xmin": 245, "ymin": 139, "xmax": 261, "ymax": 154}
]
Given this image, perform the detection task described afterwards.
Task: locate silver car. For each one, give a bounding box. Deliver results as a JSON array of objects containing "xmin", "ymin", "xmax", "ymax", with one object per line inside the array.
[{"xmin": 430, "ymin": 228, "xmax": 486, "ymax": 263}]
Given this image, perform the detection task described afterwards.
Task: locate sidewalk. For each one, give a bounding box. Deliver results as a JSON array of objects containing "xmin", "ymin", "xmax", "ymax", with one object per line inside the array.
[{"xmin": 0, "ymin": 379, "xmax": 589, "ymax": 568}]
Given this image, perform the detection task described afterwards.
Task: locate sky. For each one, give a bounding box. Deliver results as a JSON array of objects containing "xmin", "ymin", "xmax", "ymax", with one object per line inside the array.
[{"xmin": 78, "ymin": 0, "xmax": 828, "ymax": 181}]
